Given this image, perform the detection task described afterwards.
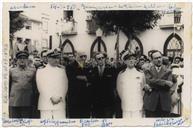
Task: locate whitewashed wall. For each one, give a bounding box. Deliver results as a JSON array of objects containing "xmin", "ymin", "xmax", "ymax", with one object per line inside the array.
[{"xmin": 50, "ymin": 10, "xmax": 184, "ymax": 58}]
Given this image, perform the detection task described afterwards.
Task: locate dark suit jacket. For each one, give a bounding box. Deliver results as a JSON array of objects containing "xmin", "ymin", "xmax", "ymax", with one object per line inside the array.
[
  {"xmin": 143, "ymin": 65, "xmax": 173, "ymax": 112},
  {"xmin": 66, "ymin": 61, "xmax": 90, "ymax": 106},
  {"xmin": 88, "ymin": 64, "xmax": 117, "ymax": 108}
]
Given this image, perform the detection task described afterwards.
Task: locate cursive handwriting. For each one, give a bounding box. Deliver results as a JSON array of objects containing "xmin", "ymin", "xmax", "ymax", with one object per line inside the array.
[
  {"xmin": 10, "ymin": 3, "xmax": 36, "ymax": 10},
  {"xmin": 50, "ymin": 3, "xmax": 76, "ymax": 10},
  {"xmin": 101, "ymin": 119, "xmax": 113, "ymax": 127},
  {"xmin": 40, "ymin": 119, "xmax": 76, "ymax": 126},
  {"xmin": 80, "ymin": 119, "xmax": 99, "ymax": 127},
  {"xmin": 49, "ymin": 3, "xmax": 177, "ymax": 11},
  {"xmin": 154, "ymin": 118, "xmax": 188, "ymax": 127},
  {"xmin": 3, "ymin": 118, "xmax": 32, "ymax": 126}
]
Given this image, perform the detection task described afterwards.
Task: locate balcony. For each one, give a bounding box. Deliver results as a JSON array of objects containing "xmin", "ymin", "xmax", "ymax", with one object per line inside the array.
[{"xmin": 61, "ymin": 20, "xmax": 77, "ymax": 36}]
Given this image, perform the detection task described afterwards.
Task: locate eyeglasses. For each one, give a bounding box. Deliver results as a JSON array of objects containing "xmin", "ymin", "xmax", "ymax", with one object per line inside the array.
[
  {"xmin": 154, "ymin": 56, "xmax": 162, "ymax": 60},
  {"xmin": 96, "ymin": 57, "xmax": 104, "ymax": 60},
  {"xmin": 80, "ymin": 55, "xmax": 87, "ymax": 58}
]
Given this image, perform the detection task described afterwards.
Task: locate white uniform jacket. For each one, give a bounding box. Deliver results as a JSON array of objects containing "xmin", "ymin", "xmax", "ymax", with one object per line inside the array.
[
  {"xmin": 36, "ymin": 64, "xmax": 68, "ymax": 110},
  {"xmin": 117, "ymin": 68, "xmax": 145, "ymax": 112}
]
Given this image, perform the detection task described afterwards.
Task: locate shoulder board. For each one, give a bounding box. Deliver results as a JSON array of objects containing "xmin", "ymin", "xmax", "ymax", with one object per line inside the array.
[
  {"xmin": 10, "ymin": 67, "xmax": 17, "ymax": 72},
  {"xmin": 57, "ymin": 65, "xmax": 65, "ymax": 69},
  {"xmin": 37, "ymin": 65, "xmax": 46, "ymax": 69},
  {"xmin": 119, "ymin": 68, "xmax": 126, "ymax": 74},
  {"xmin": 28, "ymin": 66, "xmax": 37, "ymax": 71}
]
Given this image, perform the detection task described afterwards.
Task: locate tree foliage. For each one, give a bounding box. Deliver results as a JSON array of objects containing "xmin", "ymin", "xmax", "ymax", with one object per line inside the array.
[
  {"xmin": 91, "ymin": 10, "xmax": 162, "ymax": 38},
  {"xmin": 9, "ymin": 11, "xmax": 27, "ymax": 41}
]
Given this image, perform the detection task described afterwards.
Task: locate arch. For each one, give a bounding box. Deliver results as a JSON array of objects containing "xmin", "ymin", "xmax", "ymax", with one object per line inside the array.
[
  {"xmin": 163, "ymin": 33, "xmax": 183, "ymax": 58},
  {"xmin": 124, "ymin": 36, "xmax": 143, "ymax": 56},
  {"xmin": 61, "ymin": 39, "xmax": 75, "ymax": 55},
  {"xmin": 90, "ymin": 37, "xmax": 107, "ymax": 58}
]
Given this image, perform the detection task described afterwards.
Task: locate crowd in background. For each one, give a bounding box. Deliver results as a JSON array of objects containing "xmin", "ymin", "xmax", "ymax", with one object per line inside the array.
[{"xmin": 9, "ymin": 48, "xmax": 184, "ymax": 119}]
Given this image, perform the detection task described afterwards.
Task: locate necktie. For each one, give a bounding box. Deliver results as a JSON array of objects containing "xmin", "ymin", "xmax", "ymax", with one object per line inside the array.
[
  {"xmin": 157, "ymin": 66, "xmax": 161, "ymax": 72},
  {"xmin": 99, "ymin": 66, "xmax": 103, "ymax": 76}
]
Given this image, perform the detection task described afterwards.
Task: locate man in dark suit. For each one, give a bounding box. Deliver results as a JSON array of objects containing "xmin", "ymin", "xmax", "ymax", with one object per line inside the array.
[
  {"xmin": 66, "ymin": 52, "xmax": 91, "ymax": 118},
  {"xmin": 143, "ymin": 50, "xmax": 174, "ymax": 117},
  {"xmin": 9, "ymin": 51, "xmax": 37, "ymax": 118},
  {"xmin": 88, "ymin": 52, "xmax": 117, "ymax": 118}
]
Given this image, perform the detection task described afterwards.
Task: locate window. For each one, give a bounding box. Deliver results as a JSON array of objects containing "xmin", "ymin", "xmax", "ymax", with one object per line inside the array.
[
  {"xmin": 124, "ymin": 36, "xmax": 143, "ymax": 57},
  {"xmin": 17, "ymin": 37, "xmax": 23, "ymax": 43},
  {"xmin": 61, "ymin": 11, "xmax": 77, "ymax": 35},
  {"xmin": 38, "ymin": 23, "xmax": 42, "ymax": 30},
  {"xmin": 164, "ymin": 33, "xmax": 183, "ymax": 58},
  {"xmin": 42, "ymin": 20, "xmax": 48, "ymax": 32},
  {"xmin": 90, "ymin": 37, "xmax": 107, "ymax": 58},
  {"xmin": 25, "ymin": 21, "xmax": 32, "ymax": 30},
  {"xmin": 63, "ymin": 11, "xmax": 73, "ymax": 21},
  {"xmin": 86, "ymin": 12, "xmax": 98, "ymax": 34},
  {"xmin": 42, "ymin": 39, "xmax": 48, "ymax": 49},
  {"xmin": 61, "ymin": 39, "xmax": 75, "ymax": 55},
  {"xmin": 24, "ymin": 38, "xmax": 31, "ymax": 44},
  {"xmin": 33, "ymin": 40, "xmax": 40, "ymax": 48},
  {"xmin": 174, "ymin": 11, "xmax": 181, "ymax": 24}
]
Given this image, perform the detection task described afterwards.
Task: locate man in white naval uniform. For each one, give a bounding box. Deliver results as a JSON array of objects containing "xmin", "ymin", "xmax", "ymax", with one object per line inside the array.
[
  {"xmin": 117, "ymin": 53, "xmax": 146, "ymax": 118},
  {"xmin": 36, "ymin": 49, "xmax": 68, "ymax": 119}
]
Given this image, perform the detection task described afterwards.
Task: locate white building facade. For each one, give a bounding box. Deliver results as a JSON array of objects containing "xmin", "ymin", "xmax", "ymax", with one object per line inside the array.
[
  {"xmin": 51, "ymin": 10, "xmax": 184, "ymax": 59},
  {"xmin": 12, "ymin": 9, "xmax": 184, "ymax": 60},
  {"xmin": 12, "ymin": 11, "xmax": 50, "ymax": 56}
]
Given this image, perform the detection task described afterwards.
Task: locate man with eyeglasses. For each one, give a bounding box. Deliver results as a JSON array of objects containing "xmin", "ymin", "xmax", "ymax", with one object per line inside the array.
[
  {"xmin": 143, "ymin": 50, "xmax": 174, "ymax": 117},
  {"xmin": 89, "ymin": 52, "xmax": 117, "ymax": 118},
  {"xmin": 66, "ymin": 51, "xmax": 91, "ymax": 118}
]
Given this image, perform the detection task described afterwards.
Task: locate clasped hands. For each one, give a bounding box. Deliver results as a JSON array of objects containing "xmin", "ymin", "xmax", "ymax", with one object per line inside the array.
[
  {"xmin": 50, "ymin": 96, "xmax": 62, "ymax": 105},
  {"xmin": 144, "ymin": 84, "xmax": 152, "ymax": 92}
]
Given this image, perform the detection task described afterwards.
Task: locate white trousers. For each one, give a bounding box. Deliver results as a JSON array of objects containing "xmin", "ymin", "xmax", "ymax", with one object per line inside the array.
[
  {"xmin": 123, "ymin": 110, "xmax": 142, "ymax": 118},
  {"xmin": 40, "ymin": 110, "xmax": 66, "ymax": 119}
]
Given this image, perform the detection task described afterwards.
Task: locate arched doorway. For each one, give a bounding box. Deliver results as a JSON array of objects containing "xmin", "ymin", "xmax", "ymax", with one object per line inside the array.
[
  {"xmin": 61, "ymin": 39, "xmax": 75, "ymax": 56},
  {"xmin": 163, "ymin": 33, "xmax": 183, "ymax": 58},
  {"xmin": 90, "ymin": 37, "xmax": 107, "ymax": 58},
  {"xmin": 124, "ymin": 36, "xmax": 143, "ymax": 57}
]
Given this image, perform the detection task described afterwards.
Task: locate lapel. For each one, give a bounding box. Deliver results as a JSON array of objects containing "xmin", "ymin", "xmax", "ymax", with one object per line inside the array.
[
  {"xmin": 151, "ymin": 65, "xmax": 159, "ymax": 78},
  {"xmin": 151, "ymin": 65, "xmax": 166, "ymax": 79},
  {"xmin": 94, "ymin": 66, "xmax": 100, "ymax": 77},
  {"xmin": 97, "ymin": 65, "xmax": 106, "ymax": 76},
  {"xmin": 102, "ymin": 65, "xmax": 107, "ymax": 76},
  {"xmin": 158, "ymin": 66, "xmax": 167, "ymax": 78}
]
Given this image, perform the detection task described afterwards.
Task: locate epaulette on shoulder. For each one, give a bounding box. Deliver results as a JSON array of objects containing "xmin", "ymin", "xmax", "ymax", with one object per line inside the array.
[
  {"xmin": 10, "ymin": 67, "xmax": 17, "ymax": 72},
  {"xmin": 28, "ymin": 66, "xmax": 37, "ymax": 71},
  {"xmin": 57, "ymin": 65, "xmax": 65, "ymax": 69},
  {"xmin": 37, "ymin": 65, "xmax": 46, "ymax": 69},
  {"xmin": 119, "ymin": 68, "xmax": 126, "ymax": 74}
]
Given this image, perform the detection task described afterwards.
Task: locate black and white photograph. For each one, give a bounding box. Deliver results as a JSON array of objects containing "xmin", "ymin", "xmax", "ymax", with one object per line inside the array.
[{"xmin": 2, "ymin": 2, "xmax": 192, "ymax": 127}]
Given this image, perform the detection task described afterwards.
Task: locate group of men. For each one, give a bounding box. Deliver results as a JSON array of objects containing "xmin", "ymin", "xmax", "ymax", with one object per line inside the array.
[{"xmin": 9, "ymin": 48, "xmax": 183, "ymax": 119}]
